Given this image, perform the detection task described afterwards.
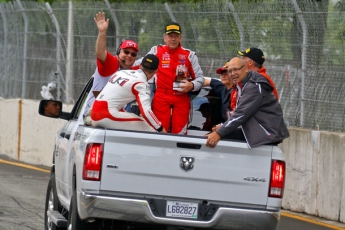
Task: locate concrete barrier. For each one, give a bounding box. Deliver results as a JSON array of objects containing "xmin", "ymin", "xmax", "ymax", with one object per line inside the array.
[
  {"xmin": 1, "ymin": 99, "xmax": 344, "ymax": 223},
  {"xmin": 279, "ymin": 129, "xmax": 345, "ymax": 222},
  {"xmin": 0, "ymin": 99, "xmax": 73, "ymax": 166}
]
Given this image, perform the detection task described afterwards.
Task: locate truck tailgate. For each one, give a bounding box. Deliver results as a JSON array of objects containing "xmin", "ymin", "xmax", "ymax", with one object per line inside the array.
[{"xmin": 99, "ymin": 130, "xmax": 273, "ymax": 206}]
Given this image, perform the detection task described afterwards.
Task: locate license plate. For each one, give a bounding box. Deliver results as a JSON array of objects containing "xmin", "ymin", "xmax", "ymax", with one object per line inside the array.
[{"xmin": 166, "ymin": 201, "xmax": 198, "ymax": 219}]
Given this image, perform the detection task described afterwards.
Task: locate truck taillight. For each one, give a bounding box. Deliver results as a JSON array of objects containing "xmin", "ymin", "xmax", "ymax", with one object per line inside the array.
[
  {"xmin": 83, "ymin": 143, "xmax": 103, "ymax": 181},
  {"xmin": 269, "ymin": 160, "xmax": 285, "ymax": 198}
]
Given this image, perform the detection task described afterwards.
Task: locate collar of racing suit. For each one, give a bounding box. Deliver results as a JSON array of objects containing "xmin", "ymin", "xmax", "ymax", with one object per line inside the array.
[{"xmin": 163, "ymin": 43, "xmax": 182, "ymax": 53}]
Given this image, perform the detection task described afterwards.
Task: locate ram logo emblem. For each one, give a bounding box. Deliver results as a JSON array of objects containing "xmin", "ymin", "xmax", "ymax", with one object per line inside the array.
[{"xmin": 180, "ymin": 157, "xmax": 195, "ymax": 172}]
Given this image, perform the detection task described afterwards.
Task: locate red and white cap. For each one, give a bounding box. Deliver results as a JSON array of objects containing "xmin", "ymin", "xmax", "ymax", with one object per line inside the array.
[
  {"xmin": 119, "ymin": 40, "xmax": 139, "ymax": 52},
  {"xmin": 216, "ymin": 60, "xmax": 230, "ymax": 74}
]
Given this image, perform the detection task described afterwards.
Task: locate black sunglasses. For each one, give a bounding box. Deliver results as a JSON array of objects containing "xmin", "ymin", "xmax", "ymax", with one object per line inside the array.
[{"xmin": 122, "ymin": 49, "xmax": 137, "ymax": 58}]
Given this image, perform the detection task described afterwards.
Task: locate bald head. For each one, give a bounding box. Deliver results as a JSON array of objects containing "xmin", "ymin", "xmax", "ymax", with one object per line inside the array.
[
  {"xmin": 229, "ymin": 57, "xmax": 244, "ymax": 66},
  {"xmin": 227, "ymin": 57, "xmax": 247, "ymax": 84}
]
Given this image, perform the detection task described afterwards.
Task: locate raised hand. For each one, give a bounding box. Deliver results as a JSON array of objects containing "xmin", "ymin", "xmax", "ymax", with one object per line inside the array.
[{"xmin": 94, "ymin": 12, "xmax": 109, "ymax": 32}]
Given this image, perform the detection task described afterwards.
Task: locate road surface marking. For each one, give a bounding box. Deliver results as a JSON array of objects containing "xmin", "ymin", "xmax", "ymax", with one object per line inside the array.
[
  {"xmin": 282, "ymin": 211, "xmax": 344, "ymax": 230},
  {"xmin": 0, "ymin": 159, "xmax": 50, "ymax": 173}
]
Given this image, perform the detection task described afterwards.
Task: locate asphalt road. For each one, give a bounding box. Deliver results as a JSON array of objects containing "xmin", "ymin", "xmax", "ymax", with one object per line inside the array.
[
  {"xmin": 0, "ymin": 158, "xmax": 343, "ymax": 230},
  {"xmin": 0, "ymin": 159, "xmax": 49, "ymax": 230}
]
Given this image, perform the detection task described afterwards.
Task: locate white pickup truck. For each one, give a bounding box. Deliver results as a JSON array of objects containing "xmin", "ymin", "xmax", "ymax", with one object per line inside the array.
[{"xmin": 41, "ymin": 77, "xmax": 286, "ymax": 230}]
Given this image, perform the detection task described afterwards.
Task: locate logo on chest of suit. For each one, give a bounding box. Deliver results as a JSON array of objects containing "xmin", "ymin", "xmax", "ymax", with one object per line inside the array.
[
  {"xmin": 162, "ymin": 53, "xmax": 170, "ymax": 68},
  {"xmin": 178, "ymin": 54, "xmax": 186, "ymax": 60},
  {"xmin": 110, "ymin": 76, "xmax": 129, "ymax": 86}
]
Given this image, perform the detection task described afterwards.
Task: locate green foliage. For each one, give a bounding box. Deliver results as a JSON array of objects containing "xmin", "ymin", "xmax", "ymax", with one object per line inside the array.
[
  {"xmin": 0, "ymin": 0, "xmax": 204, "ymax": 2},
  {"xmin": 36, "ymin": 0, "xmax": 54, "ymax": 4},
  {"xmin": 323, "ymin": 1, "xmax": 345, "ymax": 65},
  {"xmin": 334, "ymin": 0, "xmax": 345, "ymax": 11},
  {"xmin": 107, "ymin": 0, "xmax": 202, "ymax": 2}
]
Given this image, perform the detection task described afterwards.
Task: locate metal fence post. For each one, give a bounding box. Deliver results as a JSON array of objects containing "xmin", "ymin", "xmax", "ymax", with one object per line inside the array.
[
  {"xmin": 66, "ymin": 0, "xmax": 74, "ymax": 103},
  {"xmin": 45, "ymin": 2, "xmax": 64, "ymax": 101},
  {"xmin": 291, "ymin": 0, "xmax": 307, "ymax": 127},
  {"xmin": 164, "ymin": 3, "xmax": 177, "ymax": 22},
  {"xmin": 15, "ymin": 0, "xmax": 28, "ymax": 99},
  {"xmin": 228, "ymin": 1, "xmax": 245, "ymax": 51},
  {"xmin": 0, "ymin": 5, "xmax": 8, "ymax": 97},
  {"xmin": 104, "ymin": 0, "xmax": 120, "ymax": 49}
]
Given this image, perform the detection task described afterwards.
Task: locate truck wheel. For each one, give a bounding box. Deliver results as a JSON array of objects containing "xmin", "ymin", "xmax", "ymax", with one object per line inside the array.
[
  {"xmin": 67, "ymin": 190, "xmax": 98, "ymax": 230},
  {"xmin": 44, "ymin": 173, "xmax": 66, "ymax": 230}
]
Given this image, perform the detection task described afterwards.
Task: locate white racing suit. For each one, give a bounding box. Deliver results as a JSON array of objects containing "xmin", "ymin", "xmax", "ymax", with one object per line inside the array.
[
  {"xmin": 91, "ymin": 69, "xmax": 162, "ymax": 132},
  {"xmin": 83, "ymin": 53, "xmax": 141, "ymax": 122}
]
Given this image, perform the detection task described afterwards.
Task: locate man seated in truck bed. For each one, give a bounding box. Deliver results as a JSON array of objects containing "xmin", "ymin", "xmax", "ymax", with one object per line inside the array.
[
  {"xmin": 206, "ymin": 57, "xmax": 289, "ymax": 148},
  {"xmin": 91, "ymin": 54, "xmax": 166, "ymax": 133}
]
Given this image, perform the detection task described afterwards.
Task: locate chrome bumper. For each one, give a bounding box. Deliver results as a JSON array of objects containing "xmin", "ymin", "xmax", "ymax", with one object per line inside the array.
[{"xmin": 78, "ymin": 191, "xmax": 280, "ymax": 230}]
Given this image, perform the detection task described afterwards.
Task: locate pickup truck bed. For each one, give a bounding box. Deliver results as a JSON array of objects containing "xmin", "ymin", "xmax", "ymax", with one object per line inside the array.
[{"xmin": 76, "ymin": 128, "xmax": 284, "ymax": 230}]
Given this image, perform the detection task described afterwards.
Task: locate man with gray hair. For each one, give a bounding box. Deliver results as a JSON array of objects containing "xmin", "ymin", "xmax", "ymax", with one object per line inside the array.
[{"xmin": 206, "ymin": 57, "xmax": 289, "ymax": 148}]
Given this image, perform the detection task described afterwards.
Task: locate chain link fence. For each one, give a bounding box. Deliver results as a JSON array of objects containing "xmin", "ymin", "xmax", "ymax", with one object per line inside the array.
[{"xmin": 0, "ymin": 0, "xmax": 344, "ymax": 132}]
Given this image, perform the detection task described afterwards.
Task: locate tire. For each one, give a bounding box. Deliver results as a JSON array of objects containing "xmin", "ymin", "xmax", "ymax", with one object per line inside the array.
[
  {"xmin": 67, "ymin": 190, "xmax": 98, "ymax": 230},
  {"xmin": 44, "ymin": 172, "xmax": 67, "ymax": 230}
]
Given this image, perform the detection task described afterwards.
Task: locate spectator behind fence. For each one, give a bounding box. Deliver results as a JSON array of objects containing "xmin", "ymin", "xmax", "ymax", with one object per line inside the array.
[
  {"xmin": 206, "ymin": 57, "xmax": 289, "ymax": 148},
  {"xmin": 91, "ymin": 54, "xmax": 166, "ymax": 133},
  {"xmin": 83, "ymin": 12, "xmax": 140, "ymax": 126}
]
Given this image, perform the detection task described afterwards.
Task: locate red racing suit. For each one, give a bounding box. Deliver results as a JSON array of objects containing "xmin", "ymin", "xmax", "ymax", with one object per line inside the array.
[
  {"xmin": 146, "ymin": 44, "xmax": 204, "ymax": 134},
  {"xmin": 91, "ymin": 69, "xmax": 162, "ymax": 132}
]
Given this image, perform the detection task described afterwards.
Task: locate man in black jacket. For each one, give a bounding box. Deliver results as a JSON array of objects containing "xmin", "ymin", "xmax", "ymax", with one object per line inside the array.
[{"xmin": 206, "ymin": 57, "xmax": 289, "ymax": 148}]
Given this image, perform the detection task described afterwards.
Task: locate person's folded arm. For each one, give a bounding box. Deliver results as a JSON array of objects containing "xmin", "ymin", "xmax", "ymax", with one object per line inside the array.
[{"xmin": 216, "ymin": 83, "xmax": 263, "ymax": 138}]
